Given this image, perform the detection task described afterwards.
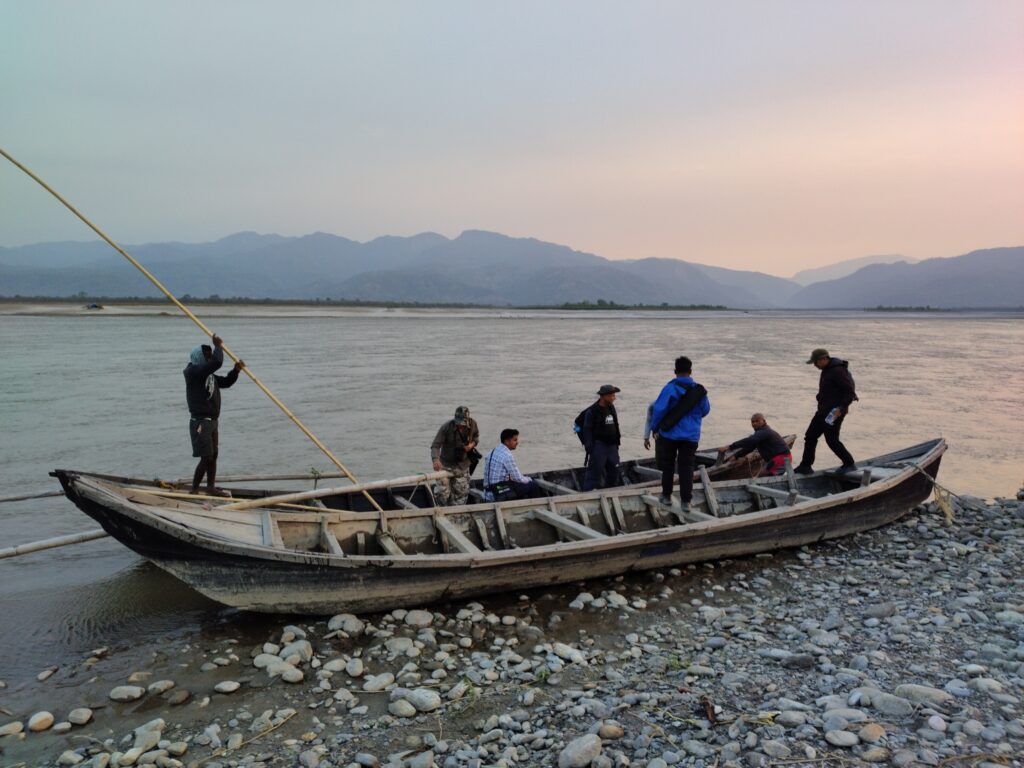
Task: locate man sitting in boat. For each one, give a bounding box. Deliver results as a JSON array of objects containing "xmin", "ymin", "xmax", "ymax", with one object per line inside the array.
[
  {"xmin": 716, "ymin": 413, "xmax": 793, "ymax": 476},
  {"xmin": 430, "ymin": 405, "xmax": 480, "ymax": 506},
  {"xmin": 482, "ymin": 429, "xmax": 544, "ymax": 502},
  {"xmin": 183, "ymin": 334, "xmax": 245, "ymax": 496}
]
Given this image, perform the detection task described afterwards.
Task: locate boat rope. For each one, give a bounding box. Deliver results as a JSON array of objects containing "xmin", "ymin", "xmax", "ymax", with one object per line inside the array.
[
  {"xmin": 0, "ymin": 146, "xmax": 383, "ymax": 513},
  {"xmin": 907, "ymin": 465, "xmax": 966, "ymax": 525}
]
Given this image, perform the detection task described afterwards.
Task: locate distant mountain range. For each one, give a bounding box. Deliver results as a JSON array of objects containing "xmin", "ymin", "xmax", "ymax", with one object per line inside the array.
[
  {"xmin": 790, "ymin": 255, "xmax": 916, "ymax": 286},
  {"xmin": 0, "ymin": 231, "xmax": 1020, "ymax": 309}
]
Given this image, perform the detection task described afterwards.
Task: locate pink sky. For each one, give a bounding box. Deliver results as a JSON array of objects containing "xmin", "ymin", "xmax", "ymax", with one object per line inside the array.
[{"xmin": 2, "ymin": 1, "xmax": 1022, "ymax": 276}]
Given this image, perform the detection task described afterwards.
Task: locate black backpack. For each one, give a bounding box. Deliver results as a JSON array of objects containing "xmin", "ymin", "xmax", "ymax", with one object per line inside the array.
[{"xmin": 573, "ymin": 406, "xmax": 590, "ymax": 446}]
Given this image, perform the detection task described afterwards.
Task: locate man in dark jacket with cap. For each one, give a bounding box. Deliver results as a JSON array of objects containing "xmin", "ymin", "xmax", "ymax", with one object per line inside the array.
[
  {"xmin": 794, "ymin": 348, "xmax": 858, "ymax": 474},
  {"xmin": 580, "ymin": 385, "xmax": 622, "ymax": 491},
  {"xmin": 431, "ymin": 405, "xmax": 480, "ymax": 505},
  {"xmin": 184, "ymin": 334, "xmax": 245, "ymax": 496}
]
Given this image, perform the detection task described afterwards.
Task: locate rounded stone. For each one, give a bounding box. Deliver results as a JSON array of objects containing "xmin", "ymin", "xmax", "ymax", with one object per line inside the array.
[
  {"xmin": 28, "ymin": 711, "xmax": 55, "ymax": 732},
  {"xmin": 147, "ymin": 680, "xmax": 175, "ymax": 694},
  {"xmin": 0, "ymin": 721, "xmax": 23, "ymax": 737},
  {"xmin": 166, "ymin": 689, "xmax": 192, "ymax": 705},
  {"xmin": 405, "ymin": 688, "xmax": 442, "ymax": 713},
  {"xmin": 109, "ymin": 685, "xmax": 146, "ymax": 702},
  {"xmin": 363, "ymin": 672, "xmax": 395, "ymax": 692},
  {"xmin": 214, "ymin": 680, "xmax": 241, "ymax": 693},
  {"xmin": 858, "ymin": 723, "xmax": 886, "ymax": 743},
  {"xmin": 68, "ymin": 708, "xmax": 93, "ymax": 726},
  {"xmin": 598, "ymin": 722, "xmax": 624, "ymax": 740},
  {"xmin": 388, "ymin": 699, "xmax": 417, "ymax": 717},
  {"xmin": 404, "ymin": 610, "xmax": 434, "ymax": 628},
  {"xmin": 346, "ymin": 658, "xmax": 365, "ymax": 677},
  {"xmin": 328, "ymin": 613, "xmax": 365, "ymax": 635},
  {"xmin": 825, "ymin": 730, "xmax": 859, "ymax": 747},
  {"xmin": 282, "ymin": 667, "xmax": 305, "ymax": 683},
  {"xmin": 558, "ymin": 733, "xmax": 602, "ymax": 768}
]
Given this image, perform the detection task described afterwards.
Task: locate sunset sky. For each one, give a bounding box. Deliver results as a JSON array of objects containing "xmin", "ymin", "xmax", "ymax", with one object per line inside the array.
[{"xmin": 2, "ymin": 1, "xmax": 1022, "ymax": 275}]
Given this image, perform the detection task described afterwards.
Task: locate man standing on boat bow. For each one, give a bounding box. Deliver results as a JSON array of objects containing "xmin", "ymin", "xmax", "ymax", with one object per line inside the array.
[
  {"xmin": 431, "ymin": 405, "xmax": 480, "ymax": 506},
  {"xmin": 794, "ymin": 348, "xmax": 858, "ymax": 475},
  {"xmin": 184, "ymin": 334, "xmax": 245, "ymax": 496}
]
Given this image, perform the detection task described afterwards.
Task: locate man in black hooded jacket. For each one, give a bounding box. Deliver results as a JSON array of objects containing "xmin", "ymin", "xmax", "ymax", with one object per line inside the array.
[{"xmin": 794, "ymin": 348, "xmax": 858, "ymax": 474}]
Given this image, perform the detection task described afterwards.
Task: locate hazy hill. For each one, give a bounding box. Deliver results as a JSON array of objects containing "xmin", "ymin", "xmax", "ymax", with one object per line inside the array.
[
  {"xmin": 791, "ymin": 254, "xmax": 915, "ymax": 285},
  {"xmin": 1, "ymin": 232, "xmax": 1019, "ymax": 308},
  {"xmin": 787, "ymin": 247, "xmax": 1024, "ymax": 309}
]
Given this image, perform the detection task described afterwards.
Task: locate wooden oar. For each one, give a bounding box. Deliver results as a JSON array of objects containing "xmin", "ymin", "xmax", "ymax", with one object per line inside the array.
[{"xmin": 0, "ymin": 146, "xmax": 383, "ymax": 513}]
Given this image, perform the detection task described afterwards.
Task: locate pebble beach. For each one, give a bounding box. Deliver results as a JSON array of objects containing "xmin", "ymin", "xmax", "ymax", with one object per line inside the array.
[{"xmin": 1, "ymin": 488, "xmax": 1022, "ymax": 768}]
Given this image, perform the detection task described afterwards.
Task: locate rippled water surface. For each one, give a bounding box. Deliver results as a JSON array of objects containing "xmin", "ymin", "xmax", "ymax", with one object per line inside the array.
[{"xmin": 1, "ymin": 308, "xmax": 1022, "ymax": 681}]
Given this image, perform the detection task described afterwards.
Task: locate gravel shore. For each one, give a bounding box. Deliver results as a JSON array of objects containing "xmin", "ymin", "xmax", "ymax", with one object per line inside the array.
[{"xmin": 2, "ymin": 489, "xmax": 1022, "ymax": 768}]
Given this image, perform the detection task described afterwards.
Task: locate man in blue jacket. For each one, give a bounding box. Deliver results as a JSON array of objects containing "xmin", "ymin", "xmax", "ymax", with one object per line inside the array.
[{"xmin": 650, "ymin": 356, "xmax": 711, "ymax": 512}]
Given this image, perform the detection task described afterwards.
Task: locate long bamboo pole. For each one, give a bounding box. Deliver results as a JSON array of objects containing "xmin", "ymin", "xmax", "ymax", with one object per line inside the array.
[
  {"xmin": 216, "ymin": 470, "xmax": 450, "ymax": 512},
  {"xmin": 0, "ymin": 147, "xmax": 383, "ymax": 513},
  {"xmin": 0, "ymin": 529, "xmax": 108, "ymax": 560}
]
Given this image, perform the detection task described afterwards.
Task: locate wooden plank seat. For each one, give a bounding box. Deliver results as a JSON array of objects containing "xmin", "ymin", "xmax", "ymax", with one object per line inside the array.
[
  {"xmin": 633, "ymin": 465, "xmax": 661, "ymax": 480},
  {"xmin": 433, "ymin": 513, "xmax": 481, "ymax": 554},
  {"xmin": 319, "ymin": 519, "xmax": 344, "ymax": 556},
  {"xmin": 533, "ymin": 508, "xmax": 607, "ymax": 540},
  {"xmin": 682, "ymin": 509, "xmax": 717, "ymax": 523},
  {"xmin": 261, "ymin": 510, "xmax": 284, "ymax": 548},
  {"xmin": 746, "ymin": 485, "xmax": 813, "ymax": 505},
  {"xmin": 640, "ymin": 495, "xmax": 671, "ymax": 528},
  {"xmin": 376, "ymin": 532, "xmax": 404, "ymax": 556},
  {"xmin": 533, "ymin": 478, "xmax": 576, "ymax": 495}
]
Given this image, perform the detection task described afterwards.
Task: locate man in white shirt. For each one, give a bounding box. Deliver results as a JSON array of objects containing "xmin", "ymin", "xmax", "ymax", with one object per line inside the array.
[{"xmin": 482, "ymin": 429, "xmax": 544, "ymax": 502}]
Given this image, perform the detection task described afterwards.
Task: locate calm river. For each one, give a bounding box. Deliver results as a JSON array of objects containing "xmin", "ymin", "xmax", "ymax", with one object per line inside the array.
[{"xmin": 1, "ymin": 307, "xmax": 1021, "ymax": 685}]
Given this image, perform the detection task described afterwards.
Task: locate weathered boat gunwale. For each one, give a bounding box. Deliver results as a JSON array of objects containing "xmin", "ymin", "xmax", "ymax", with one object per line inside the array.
[
  {"xmin": 56, "ymin": 438, "xmax": 945, "ymax": 576},
  {"xmin": 54, "ymin": 435, "xmax": 796, "ymax": 514}
]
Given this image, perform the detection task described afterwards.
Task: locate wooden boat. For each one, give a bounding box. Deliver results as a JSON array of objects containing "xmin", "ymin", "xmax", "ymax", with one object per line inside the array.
[{"xmin": 52, "ymin": 438, "xmax": 944, "ymax": 614}]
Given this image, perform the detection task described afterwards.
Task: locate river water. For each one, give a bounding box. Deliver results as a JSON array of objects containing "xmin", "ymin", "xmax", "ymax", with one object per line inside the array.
[{"xmin": 1, "ymin": 307, "xmax": 1021, "ymax": 686}]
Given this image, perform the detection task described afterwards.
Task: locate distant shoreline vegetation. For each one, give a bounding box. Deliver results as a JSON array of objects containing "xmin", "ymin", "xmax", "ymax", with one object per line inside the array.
[
  {"xmin": 1, "ymin": 296, "xmax": 1020, "ymax": 312},
  {"xmin": 0, "ymin": 294, "xmax": 729, "ymax": 310},
  {"xmin": 532, "ymin": 299, "xmax": 729, "ymax": 311},
  {"xmin": 869, "ymin": 305, "xmax": 956, "ymax": 312}
]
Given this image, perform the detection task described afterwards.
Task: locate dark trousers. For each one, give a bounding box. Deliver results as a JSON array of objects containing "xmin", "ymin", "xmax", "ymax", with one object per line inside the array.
[
  {"xmin": 658, "ymin": 438, "xmax": 698, "ymax": 503},
  {"xmin": 583, "ymin": 441, "xmax": 620, "ymax": 491},
  {"xmin": 497, "ymin": 480, "xmax": 545, "ymax": 501},
  {"xmin": 799, "ymin": 412, "xmax": 854, "ymax": 468}
]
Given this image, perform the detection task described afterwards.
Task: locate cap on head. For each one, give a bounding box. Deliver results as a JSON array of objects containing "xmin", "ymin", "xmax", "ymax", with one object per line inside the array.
[
  {"xmin": 806, "ymin": 348, "xmax": 829, "ymax": 364},
  {"xmin": 597, "ymin": 384, "xmax": 621, "ymax": 396},
  {"xmin": 453, "ymin": 405, "xmax": 471, "ymax": 424}
]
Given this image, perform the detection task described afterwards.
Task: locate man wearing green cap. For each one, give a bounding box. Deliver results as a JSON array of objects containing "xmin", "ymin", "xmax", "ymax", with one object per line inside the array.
[
  {"xmin": 430, "ymin": 405, "xmax": 480, "ymax": 505},
  {"xmin": 794, "ymin": 348, "xmax": 858, "ymax": 474}
]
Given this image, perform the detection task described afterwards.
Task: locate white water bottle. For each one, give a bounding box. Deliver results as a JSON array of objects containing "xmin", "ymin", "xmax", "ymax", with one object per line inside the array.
[{"xmin": 824, "ymin": 407, "xmax": 839, "ymax": 426}]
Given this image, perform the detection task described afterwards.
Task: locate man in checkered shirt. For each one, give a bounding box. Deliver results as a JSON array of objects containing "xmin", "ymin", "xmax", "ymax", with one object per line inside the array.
[{"xmin": 482, "ymin": 428, "xmax": 544, "ymax": 502}]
